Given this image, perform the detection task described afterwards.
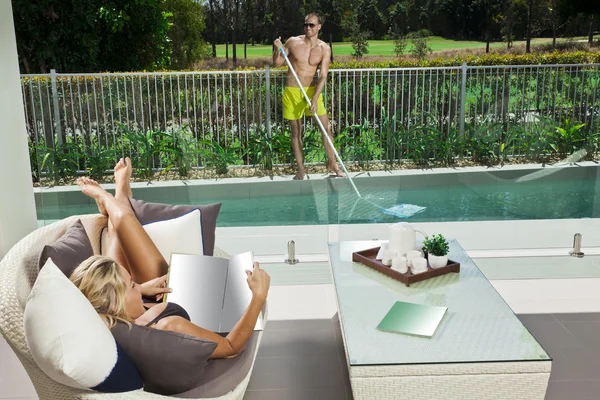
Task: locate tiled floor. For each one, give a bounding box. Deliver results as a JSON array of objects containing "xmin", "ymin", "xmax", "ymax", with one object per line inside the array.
[
  {"xmin": 520, "ymin": 312, "xmax": 600, "ymax": 400},
  {"xmin": 3, "ymin": 280, "xmax": 600, "ymax": 399},
  {"xmin": 2, "ymin": 312, "xmax": 600, "ymax": 399},
  {"xmin": 243, "ymin": 312, "xmax": 600, "ymax": 400}
]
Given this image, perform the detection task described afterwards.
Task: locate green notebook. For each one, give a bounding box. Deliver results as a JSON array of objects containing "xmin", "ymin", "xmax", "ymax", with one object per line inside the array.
[{"xmin": 377, "ymin": 301, "xmax": 448, "ymax": 337}]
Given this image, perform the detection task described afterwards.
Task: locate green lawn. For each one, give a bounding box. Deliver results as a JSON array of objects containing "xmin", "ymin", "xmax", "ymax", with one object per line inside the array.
[{"xmin": 216, "ymin": 37, "xmax": 565, "ymax": 59}]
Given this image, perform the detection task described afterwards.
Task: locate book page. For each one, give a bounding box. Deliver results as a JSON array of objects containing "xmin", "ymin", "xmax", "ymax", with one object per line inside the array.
[
  {"xmin": 220, "ymin": 252, "xmax": 264, "ymax": 332},
  {"xmin": 166, "ymin": 253, "xmax": 229, "ymax": 332}
]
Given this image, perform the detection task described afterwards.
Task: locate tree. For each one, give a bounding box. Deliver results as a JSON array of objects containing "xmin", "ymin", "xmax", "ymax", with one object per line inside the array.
[
  {"xmin": 407, "ymin": 29, "xmax": 432, "ymax": 60},
  {"xmin": 207, "ymin": 0, "xmax": 218, "ymax": 57},
  {"xmin": 357, "ymin": 0, "xmax": 385, "ymax": 39},
  {"xmin": 387, "ymin": 2, "xmax": 409, "ymax": 35},
  {"xmin": 12, "ymin": 0, "xmax": 173, "ymax": 73},
  {"xmin": 342, "ymin": 11, "xmax": 370, "ymax": 59},
  {"xmin": 393, "ymin": 34, "xmax": 408, "ymax": 57},
  {"xmin": 165, "ymin": 0, "xmax": 211, "ymax": 69},
  {"xmin": 525, "ymin": 0, "xmax": 535, "ymax": 52},
  {"xmin": 11, "ymin": 0, "xmax": 101, "ymax": 73},
  {"xmin": 501, "ymin": 0, "xmax": 517, "ymax": 48},
  {"xmin": 479, "ymin": 0, "xmax": 503, "ymax": 52},
  {"xmin": 97, "ymin": 0, "xmax": 172, "ymax": 71},
  {"xmin": 561, "ymin": 0, "xmax": 600, "ymax": 44},
  {"xmin": 212, "ymin": 0, "xmax": 254, "ymax": 65}
]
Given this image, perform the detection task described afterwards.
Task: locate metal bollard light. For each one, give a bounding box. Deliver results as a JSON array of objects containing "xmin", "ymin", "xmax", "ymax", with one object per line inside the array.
[
  {"xmin": 569, "ymin": 233, "xmax": 584, "ymax": 258},
  {"xmin": 284, "ymin": 240, "xmax": 299, "ymax": 265}
]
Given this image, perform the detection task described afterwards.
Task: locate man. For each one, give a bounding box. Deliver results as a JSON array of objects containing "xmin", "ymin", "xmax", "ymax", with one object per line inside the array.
[{"xmin": 273, "ymin": 13, "xmax": 345, "ymax": 180}]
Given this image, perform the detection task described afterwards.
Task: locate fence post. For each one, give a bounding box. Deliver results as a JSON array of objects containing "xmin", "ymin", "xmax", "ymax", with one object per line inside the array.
[
  {"xmin": 50, "ymin": 69, "xmax": 63, "ymax": 146},
  {"xmin": 459, "ymin": 62, "xmax": 467, "ymax": 136},
  {"xmin": 265, "ymin": 65, "xmax": 272, "ymax": 139}
]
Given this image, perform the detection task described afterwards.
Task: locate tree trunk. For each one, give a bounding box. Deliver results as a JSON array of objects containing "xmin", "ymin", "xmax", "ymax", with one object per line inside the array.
[
  {"xmin": 552, "ymin": 25, "xmax": 556, "ymax": 48},
  {"xmin": 232, "ymin": 30, "xmax": 237, "ymax": 66},
  {"xmin": 244, "ymin": 0, "xmax": 250, "ymax": 59},
  {"xmin": 232, "ymin": 0, "xmax": 240, "ymax": 66},
  {"xmin": 208, "ymin": 0, "xmax": 217, "ymax": 57},
  {"xmin": 485, "ymin": 1, "xmax": 490, "ymax": 53},
  {"xmin": 589, "ymin": 18, "xmax": 595, "ymax": 46},
  {"xmin": 525, "ymin": 0, "xmax": 532, "ymax": 53},
  {"xmin": 329, "ymin": 32, "xmax": 334, "ymax": 62},
  {"xmin": 22, "ymin": 57, "xmax": 31, "ymax": 74}
]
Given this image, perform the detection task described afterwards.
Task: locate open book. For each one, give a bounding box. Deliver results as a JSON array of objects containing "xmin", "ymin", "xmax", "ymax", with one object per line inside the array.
[{"xmin": 164, "ymin": 252, "xmax": 264, "ymax": 333}]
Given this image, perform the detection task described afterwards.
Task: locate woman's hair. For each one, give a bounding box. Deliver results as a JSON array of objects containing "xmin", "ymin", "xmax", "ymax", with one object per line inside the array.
[{"xmin": 70, "ymin": 255, "xmax": 131, "ymax": 328}]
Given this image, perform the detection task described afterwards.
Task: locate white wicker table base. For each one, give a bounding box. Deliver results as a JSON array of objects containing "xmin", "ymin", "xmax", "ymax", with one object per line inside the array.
[{"xmin": 349, "ymin": 367, "xmax": 550, "ymax": 400}]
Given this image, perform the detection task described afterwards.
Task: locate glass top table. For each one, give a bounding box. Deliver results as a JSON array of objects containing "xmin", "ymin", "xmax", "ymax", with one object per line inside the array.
[{"xmin": 328, "ymin": 240, "xmax": 551, "ymax": 367}]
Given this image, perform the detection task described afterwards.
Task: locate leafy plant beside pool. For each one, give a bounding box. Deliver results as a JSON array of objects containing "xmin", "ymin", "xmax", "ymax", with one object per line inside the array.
[{"xmin": 29, "ymin": 114, "xmax": 599, "ymax": 186}]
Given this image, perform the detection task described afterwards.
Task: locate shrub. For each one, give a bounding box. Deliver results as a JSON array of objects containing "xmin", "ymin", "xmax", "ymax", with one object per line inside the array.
[
  {"xmin": 407, "ymin": 30, "xmax": 432, "ymax": 60},
  {"xmin": 423, "ymin": 234, "xmax": 449, "ymax": 257},
  {"xmin": 393, "ymin": 34, "xmax": 408, "ymax": 58}
]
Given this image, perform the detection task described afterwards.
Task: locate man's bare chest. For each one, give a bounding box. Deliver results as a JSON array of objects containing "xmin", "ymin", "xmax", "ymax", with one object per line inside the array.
[{"xmin": 292, "ymin": 45, "xmax": 323, "ymax": 67}]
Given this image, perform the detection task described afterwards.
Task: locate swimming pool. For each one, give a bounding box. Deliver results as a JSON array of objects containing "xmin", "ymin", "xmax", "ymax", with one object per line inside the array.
[{"xmin": 35, "ymin": 164, "xmax": 600, "ymax": 227}]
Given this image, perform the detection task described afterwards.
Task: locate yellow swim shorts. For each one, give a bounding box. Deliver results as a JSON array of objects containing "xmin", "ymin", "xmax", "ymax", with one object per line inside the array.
[{"xmin": 282, "ymin": 86, "xmax": 326, "ymax": 120}]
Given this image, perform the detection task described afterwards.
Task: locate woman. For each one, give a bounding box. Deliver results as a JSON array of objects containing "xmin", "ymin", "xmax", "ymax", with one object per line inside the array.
[{"xmin": 70, "ymin": 158, "xmax": 270, "ymax": 359}]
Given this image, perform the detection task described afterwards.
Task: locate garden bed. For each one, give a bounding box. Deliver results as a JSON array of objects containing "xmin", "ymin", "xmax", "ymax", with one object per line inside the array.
[{"xmin": 32, "ymin": 154, "xmax": 596, "ymax": 188}]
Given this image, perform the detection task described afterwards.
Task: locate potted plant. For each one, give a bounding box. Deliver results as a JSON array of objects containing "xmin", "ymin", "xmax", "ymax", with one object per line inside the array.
[{"xmin": 422, "ymin": 234, "xmax": 449, "ymax": 268}]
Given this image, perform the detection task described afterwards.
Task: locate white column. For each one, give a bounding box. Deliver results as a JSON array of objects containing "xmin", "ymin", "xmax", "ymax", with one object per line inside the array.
[{"xmin": 0, "ymin": 1, "xmax": 37, "ymax": 259}]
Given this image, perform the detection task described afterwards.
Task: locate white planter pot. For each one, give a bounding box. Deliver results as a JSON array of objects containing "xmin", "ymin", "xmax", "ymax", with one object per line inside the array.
[{"xmin": 428, "ymin": 254, "xmax": 448, "ymax": 269}]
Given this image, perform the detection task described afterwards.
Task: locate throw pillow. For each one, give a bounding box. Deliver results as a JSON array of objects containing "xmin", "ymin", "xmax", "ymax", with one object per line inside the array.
[
  {"xmin": 38, "ymin": 219, "xmax": 93, "ymax": 277},
  {"xmin": 176, "ymin": 331, "xmax": 260, "ymax": 398},
  {"xmin": 129, "ymin": 199, "xmax": 222, "ymax": 256},
  {"xmin": 111, "ymin": 321, "xmax": 218, "ymax": 395},
  {"xmin": 142, "ymin": 209, "xmax": 203, "ymax": 263},
  {"xmin": 24, "ymin": 259, "xmax": 143, "ymax": 392}
]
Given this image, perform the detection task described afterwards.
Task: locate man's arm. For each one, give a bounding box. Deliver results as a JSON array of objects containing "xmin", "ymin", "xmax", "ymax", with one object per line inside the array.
[
  {"xmin": 311, "ymin": 44, "xmax": 331, "ymax": 111},
  {"xmin": 272, "ymin": 37, "xmax": 289, "ymax": 67}
]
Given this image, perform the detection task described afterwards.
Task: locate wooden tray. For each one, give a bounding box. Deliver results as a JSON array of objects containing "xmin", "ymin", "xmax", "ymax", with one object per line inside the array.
[{"xmin": 352, "ymin": 246, "xmax": 460, "ymax": 287}]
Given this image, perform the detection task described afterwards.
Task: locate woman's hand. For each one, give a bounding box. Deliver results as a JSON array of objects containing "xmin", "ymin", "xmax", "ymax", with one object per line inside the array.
[
  {"xmin": 140, "ymin": 274, "xmax": 171, "ymax": 301},
  {"xmin": 246, "ymin": 262, "xmax": 270, "ymax": 302}
]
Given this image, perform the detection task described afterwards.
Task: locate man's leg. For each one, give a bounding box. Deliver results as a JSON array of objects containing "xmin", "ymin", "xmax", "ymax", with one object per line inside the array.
[
  {"xmin": 314, "ymin": 113, "xmax": 346, "ymax": 177},
  {"xmin": 289, "ymin": 118, "xmax": 306, "ymax": 180}
]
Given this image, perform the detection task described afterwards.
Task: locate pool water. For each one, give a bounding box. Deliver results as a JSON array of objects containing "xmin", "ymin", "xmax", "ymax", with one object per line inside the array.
[{"xmin": 36, "ymin": 175, "xmax": 600, "ymax": 227}]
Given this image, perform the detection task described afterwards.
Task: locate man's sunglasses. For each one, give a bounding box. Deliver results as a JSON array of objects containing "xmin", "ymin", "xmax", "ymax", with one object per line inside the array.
[{"xmin": 303, "ymin": 23, "xmax": 316, "ymax": 28}]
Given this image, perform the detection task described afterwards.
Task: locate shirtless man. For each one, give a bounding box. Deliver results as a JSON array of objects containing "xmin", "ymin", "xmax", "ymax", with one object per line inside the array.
[{"xmin": 273, "ymin": 12, "xmax": 345, "ymax": 180}]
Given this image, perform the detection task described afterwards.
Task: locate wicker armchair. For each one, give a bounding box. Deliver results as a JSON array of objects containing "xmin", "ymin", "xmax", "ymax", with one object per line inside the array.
[{"xmin": 0, "ymin": 214, "xmax": 264, "ymax": 400}]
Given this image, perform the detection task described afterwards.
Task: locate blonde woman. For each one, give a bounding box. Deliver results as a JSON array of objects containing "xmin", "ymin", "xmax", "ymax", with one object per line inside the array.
[{"xmin": 71, "ymin": 159, "xmax": 270, "ymax": 359}]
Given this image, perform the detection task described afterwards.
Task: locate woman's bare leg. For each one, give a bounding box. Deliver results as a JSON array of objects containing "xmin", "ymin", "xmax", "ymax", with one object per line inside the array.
[
  {"xmin": 105, "ymin": 158, "xmax": 134, "ymax": 272},
  {"xmin": 78, "ymin": 177, "xmax": 167, "ymax": 283}
]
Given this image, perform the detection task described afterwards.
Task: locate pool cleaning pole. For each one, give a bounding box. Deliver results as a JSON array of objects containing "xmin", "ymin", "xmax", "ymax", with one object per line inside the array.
[{"xmin": 278, "ymin": 46, "xmax": 361, "ymax": 199}]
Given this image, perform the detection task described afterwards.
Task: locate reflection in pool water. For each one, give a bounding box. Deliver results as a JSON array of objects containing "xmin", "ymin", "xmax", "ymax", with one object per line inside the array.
[{"xmin": 37, "ymin": 175, "xmax": 599, "ymax": 227}]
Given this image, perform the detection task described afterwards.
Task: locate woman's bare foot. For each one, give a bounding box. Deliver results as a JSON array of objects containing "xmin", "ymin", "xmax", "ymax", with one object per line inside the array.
[
  {"xmin": 114, "ymin": 157, "xmax": 133, "ymax": 198},
  {"xmin": 77, "ymin": 177, "xmax": 110, "ymax": 216}
]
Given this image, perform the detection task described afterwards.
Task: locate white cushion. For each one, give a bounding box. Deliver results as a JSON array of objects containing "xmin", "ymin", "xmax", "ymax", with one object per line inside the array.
[
  {"xmin": 24, "ymin": 259, "xmax": 142, "ymax": 391},
  {"xmin": 142, "ymin": 209, "xmax": 204, "ymax": 263}
]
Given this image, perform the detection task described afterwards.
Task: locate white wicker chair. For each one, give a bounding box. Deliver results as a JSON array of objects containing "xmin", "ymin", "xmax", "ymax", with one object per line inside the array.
[{"xmin": 0, "ymin": 214, "xmax": 264, "ymax": 400}]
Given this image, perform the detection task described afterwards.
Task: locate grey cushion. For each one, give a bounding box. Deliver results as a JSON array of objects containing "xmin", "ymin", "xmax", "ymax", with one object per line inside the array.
[
  {"xmin": 38, "ymin": 219, "xmax": 94, "ymax": 277},
  {"xmin": 111, "ymin": 321, "xmax": 218, "ymax": 395},
  {"xmin": 128, "ymin": 199, "xmax": 222, "ymax": 256},
  {"xmin": 174, "ymin": 332, "xmax": 260, "ymax": 398}
]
